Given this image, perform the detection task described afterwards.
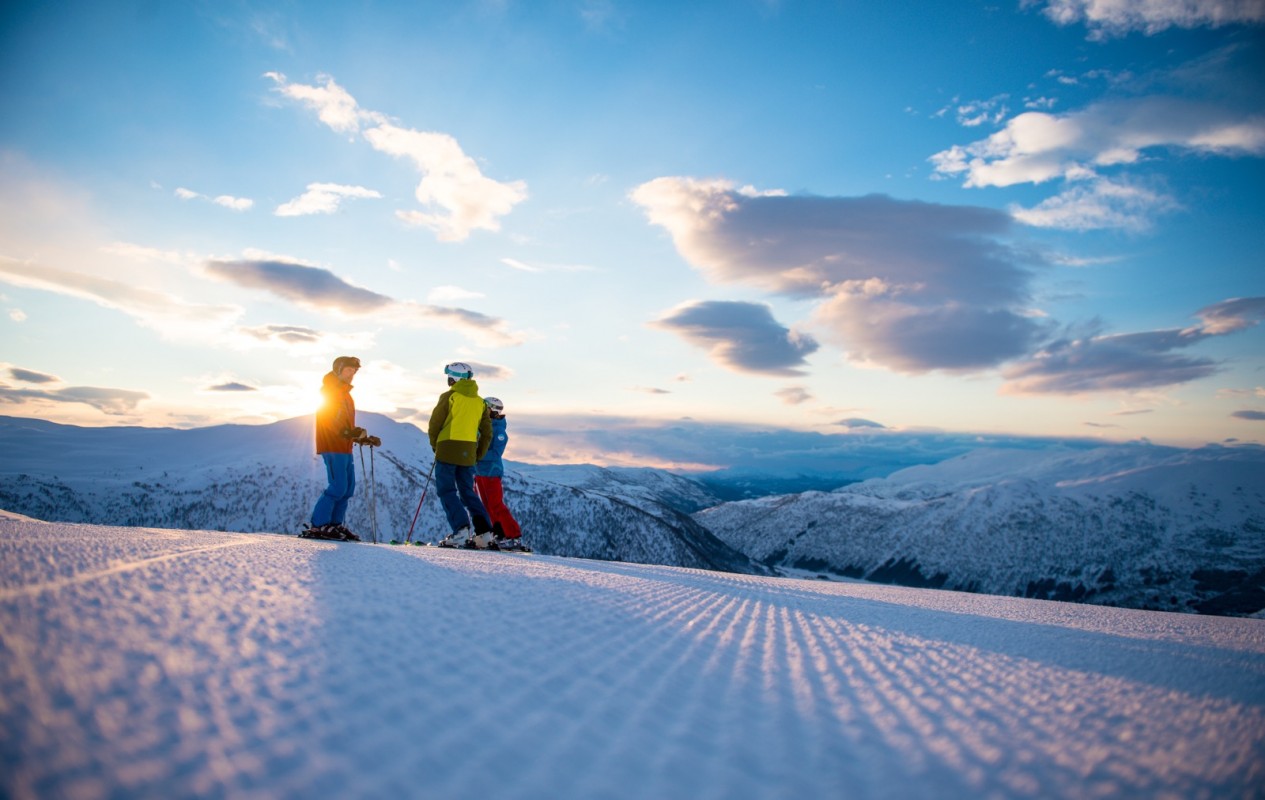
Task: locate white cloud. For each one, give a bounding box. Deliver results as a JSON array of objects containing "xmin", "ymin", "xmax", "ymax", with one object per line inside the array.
[
  {"xmin": 366, "ymin": 123, "xmax": 528, "ymax": 241},
  {"xmin": 500, "ymin": 257, "xmax": 594, "ymax": 273},
  {"xmin": 1032, "ymin": 0, "xmax": 1265, "ymax": 38},
  {"xmin": 274, "ymin": 183, "xmax": 382, "ymax": 217},
  {"xmin": 955, "ymin": 96, "xmax": 1010, "ymax": 127},
  {"xmin": 1010, "ymin": 176, "xmax": 1179, "ymax": 231},
  {"xmin": 264, "ymin": 71, "xmax": 381, "ymax": 134},
  {"xmin": 174, "ymin": 187, "xmax": 253, "ymax": 211},
  {"xmin": 930, "ymin": 98, "xmax": 1265, "ymax": 189},
  {"xmin": 213, "ymin": 195, "xmax": 254, "ymax": 211},
  {"xmin": 427, "ymin": 285, "xmax": 485, "ymax": 304},
  {"xmin": 266, "ymin": 73, "xmax": 528, "ymax": 241},
  {"xmin": 501, "ymin": 258, "xmax": 543, "ymax": 273}
]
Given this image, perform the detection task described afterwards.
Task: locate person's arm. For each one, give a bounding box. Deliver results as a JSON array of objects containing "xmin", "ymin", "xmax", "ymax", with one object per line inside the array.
[
  {"xmin": 428, "ymin": 392, "xmax": 449, "ymax": 449},
  {"xmin": 475, "ymin": 409, "xmax": 493, "ymax": 461}
]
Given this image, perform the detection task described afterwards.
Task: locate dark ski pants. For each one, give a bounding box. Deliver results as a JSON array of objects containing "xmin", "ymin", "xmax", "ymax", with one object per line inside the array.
[
  {"xmin": 475, "ymin": 475, "xmax": 521, "ymax": 539},
  {"xmin": 312, "ymin": 452, "xmax": 355, "ymax": 526},
  {"xmin": 435, "ymin": 460, "xmax": 491, "ymax": 534}
]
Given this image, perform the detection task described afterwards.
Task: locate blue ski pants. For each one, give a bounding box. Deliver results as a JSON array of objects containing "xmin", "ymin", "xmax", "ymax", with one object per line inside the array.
[
  {"xmin": 435, "ymin": 460, "xmax": 491, "ymax": 534},
  {"xmin": 311, "ymin": 452, "xmax": 356, "ymax": 526}
]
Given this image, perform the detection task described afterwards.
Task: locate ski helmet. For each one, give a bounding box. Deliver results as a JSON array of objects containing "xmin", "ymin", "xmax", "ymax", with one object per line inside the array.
[
  {"xmin": 444, "ymin": 362, "xmax": 474, "ymax": 380},
  {"xmin": 484, "ymin": 396, "xmax": 504, "ymax": 415},
  {"xmin": 332, "ymin": 356, "xmax": 362, "ymax": 372}
]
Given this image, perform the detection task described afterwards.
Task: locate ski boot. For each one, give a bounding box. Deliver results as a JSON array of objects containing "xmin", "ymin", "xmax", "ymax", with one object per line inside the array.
[
  {"xmin": 437, "ymin": 527, "xmax": 473, "ymax": 548},
  {"xmin": 300, "ymin": 523, "xmax": 344, "ymax": 540},
  {"xmin": 330, "ymin": 524, "xmax": 361, "ymax": 542}
]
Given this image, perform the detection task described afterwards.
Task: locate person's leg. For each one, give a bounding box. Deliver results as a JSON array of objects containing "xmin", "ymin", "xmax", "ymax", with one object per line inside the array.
[
  {"xmin": 475, "ymin": 475, "xmax": 520, "ymax": 538},
  {"xmin": 329, "ymin": 454, "xmax": 356, "ymax": 525},
  {"xmin": 455, "ymin": 465, "xmax": 491, "ymax": 532},
  {"xmin": 434, "ymin": 461, "xmax": 471, "ymax": 532},
  {"xmin": 311, "ymin": 453, "xmax": 353, "ymax": 526}
]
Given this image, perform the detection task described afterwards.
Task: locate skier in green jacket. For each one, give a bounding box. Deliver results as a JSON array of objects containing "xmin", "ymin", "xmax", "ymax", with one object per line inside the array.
[{"xmin": 428, "ymin": 362, "xmax": 495, "ymax": 547}]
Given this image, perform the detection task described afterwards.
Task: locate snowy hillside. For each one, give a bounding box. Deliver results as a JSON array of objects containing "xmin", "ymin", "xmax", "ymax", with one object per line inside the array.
[
  {"xmin": 3, "ymin": 515, "xmax": 1263, "ymax": 799},
  {"xmin": 696, "ymin": 444, "xmax": 1265, "ymax": 616},
  {"xmin": 0, "ymin": 415, "xmax": 758, "ymax": 575},
  {"xmin": 509, "ymin": 462, "xmax": 723, "ymax": 512}
]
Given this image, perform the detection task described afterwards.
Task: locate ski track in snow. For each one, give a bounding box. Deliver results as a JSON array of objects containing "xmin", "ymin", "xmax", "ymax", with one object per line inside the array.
[{"xmin": 2, "ymin": 518, "xmax": 1264, "ymax": 799}]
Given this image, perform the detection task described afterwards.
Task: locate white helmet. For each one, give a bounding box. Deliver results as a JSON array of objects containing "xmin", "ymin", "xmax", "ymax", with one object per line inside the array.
[
  {"xmin": 484, "ymin": 396, "xmax": 504, "ymax": 414},
  {"xmin": 444, "ymin": 362, "xmax": 474, "ymax": 380}
]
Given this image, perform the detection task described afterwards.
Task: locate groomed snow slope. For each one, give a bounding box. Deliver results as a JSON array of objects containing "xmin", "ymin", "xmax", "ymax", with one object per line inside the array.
[{"xmin": 2, "ymin": 514, "xmax": 1263, "ymax": 799}]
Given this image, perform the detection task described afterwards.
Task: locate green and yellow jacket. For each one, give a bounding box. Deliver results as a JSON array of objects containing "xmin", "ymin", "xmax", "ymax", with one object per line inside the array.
[{"xmin": 428, "ymin": 378, "xmax": 492, "ymax": 466}]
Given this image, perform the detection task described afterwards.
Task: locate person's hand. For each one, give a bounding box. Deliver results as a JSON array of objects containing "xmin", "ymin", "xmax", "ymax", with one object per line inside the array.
[
  {"xmin": 365, "ymin": 435, "xmax": 382, "ymax": 447},
  {"xmin": 348, "ymin": 426, "xmax": 367, "ymax": 439}
]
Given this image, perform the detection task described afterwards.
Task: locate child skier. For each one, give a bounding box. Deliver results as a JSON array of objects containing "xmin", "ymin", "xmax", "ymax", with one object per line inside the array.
[{"xmin": 475, "ymin": 396, "xmax": 527, "ymax": 552}]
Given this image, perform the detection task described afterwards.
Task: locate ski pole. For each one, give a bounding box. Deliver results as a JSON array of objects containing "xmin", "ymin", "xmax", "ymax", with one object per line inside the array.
[
  {"xmin": 404, "ymin": 460, "xmax": 437, "ymax": 544},
  {"xmin": 367, "ymin": 444, "xmax": 379, "ymax": 543},
  {"xmin": 357, "ymin": 443, "xmax": 379, "ymax": 544}
]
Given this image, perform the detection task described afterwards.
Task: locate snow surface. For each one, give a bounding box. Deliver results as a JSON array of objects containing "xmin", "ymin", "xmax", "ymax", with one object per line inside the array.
[{"xmin": 3, "ymin": 516, "xmax": 1264, "ymax": 799}]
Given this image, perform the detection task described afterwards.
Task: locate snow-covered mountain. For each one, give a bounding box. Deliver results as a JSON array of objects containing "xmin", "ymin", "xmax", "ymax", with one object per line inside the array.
[
  {"xmin": 5, "ymin": 413, "xmax": 1264, "ymax": 615},
  {"xmin": 695, "ymin": 444, "xmax": 1265, "ymax": 616},
  {"xmin": 0, "ymin": 414, "xmax": 760, "ymax": 575},
  {"xmin": 508, "ymin": 462, "xmax": 723, "ymax": 513}
]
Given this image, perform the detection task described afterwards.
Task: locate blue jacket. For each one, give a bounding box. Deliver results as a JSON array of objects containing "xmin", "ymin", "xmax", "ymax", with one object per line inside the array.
[{"xmin": 475, "ymin": 416, "xmax": 508, "ymax": 477}]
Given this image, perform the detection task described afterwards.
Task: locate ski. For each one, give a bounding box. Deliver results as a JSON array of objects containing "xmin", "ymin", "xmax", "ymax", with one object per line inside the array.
[{"xmin": 299, "ymin": 524, "xmax": 360, "ymax": 542}]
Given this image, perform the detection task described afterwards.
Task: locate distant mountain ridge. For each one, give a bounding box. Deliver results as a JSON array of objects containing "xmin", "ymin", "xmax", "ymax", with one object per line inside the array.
[
  {"xmin": 694, "ymin": 444, "xmax": 1265, "ymax": 616},
  {"xmin": 3, "ymin": 415, "xmax": 1263, "ymax": 615},
  {"xmin": 0, "ymin": 414, "xmax": 760, "ymax": 576}
]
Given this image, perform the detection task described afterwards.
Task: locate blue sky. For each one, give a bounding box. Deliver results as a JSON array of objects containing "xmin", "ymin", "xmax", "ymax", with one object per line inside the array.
[{"xmin": 1, "ymin": 0, "xmax": 1263, "ymax": 471}]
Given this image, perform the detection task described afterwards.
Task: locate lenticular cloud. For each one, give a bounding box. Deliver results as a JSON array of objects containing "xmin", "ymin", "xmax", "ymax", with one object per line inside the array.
[{"xmin": 631, "ymin": 177, "xmax": 1047, "ymax": 374}]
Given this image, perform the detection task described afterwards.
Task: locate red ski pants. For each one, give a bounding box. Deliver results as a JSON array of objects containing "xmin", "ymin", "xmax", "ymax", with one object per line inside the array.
[{"xmin": 474, "ymin": 475, "xmax": 521, "ymax": 539}]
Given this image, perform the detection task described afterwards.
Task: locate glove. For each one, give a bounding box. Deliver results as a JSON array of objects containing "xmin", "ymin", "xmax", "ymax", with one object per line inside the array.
[
  {"xmin": 365, "ymin": 435, "xmax": 382, "ymax": 447},
  {"xmin": 346, "ymin": 426, "xmax": 367, "ymax": 439}
]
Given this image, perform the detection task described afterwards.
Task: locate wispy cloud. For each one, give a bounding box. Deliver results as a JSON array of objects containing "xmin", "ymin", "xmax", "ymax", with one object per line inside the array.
[
  {"xmin": 632, "ymin": 178, "xmax": 1046, "ymax": 374},
  {"xmin": 1002, "ymin": 297, "xmax": 1265, "ymax": 394},
  {"xmin": 8, "ymin": 367, "xmax": 58, "ymax": 384},
  {"xmin": 204, "ymin": 258, "xmax": 394, "ymax": 314},
  {"xmin": 0, "ymin": 383, "xmax": 149, "ymax": 415},
  {"xmin": 1030, "ymin": 0, "xmax": 1265, "ymax": 39},
  {"xmin": 835, "ymin": 417, "xmax": 887, "ymax": 430},
  {"xmin": 1010, "ymin": 176, "xmax": 1180, "ymax": 232},
  {"xmin": 427, "ymin": 286, "xmax": 485, "ymax": 304},
  {"xmin": 175, "ymin": 187, "xmax": 254, "ymax": 211},
  {"xmin": 203, "ymin": 257, "xmax": 527, "ymax": 347},
  {"xmin": 240, "ymin": 324, "xmax": 324, "ymax": 346},
  {"xmin": 275, "ymin": 183, "xmax": 382, "ymax": 217},
  {"xmin": 500, "ymin": 257, "xmax": 595, "ymax": 273},
  {"xmin": 776, "ymin": 386, "xmax": 812, "ymax": 405},
  {"xmin": 265, "ymin": 72, "xmax": 528, "ymax": 241},
  {"xmin": 0, "ymin": 256, "xmax": 242, "ymax": 339},
  {"xmin": 651, "ymin": 300, "xmax": 818, "ymax": 376},
  {"xmin": 930, "ymin": 97, "xmax": 1265, "ymax": 190}
]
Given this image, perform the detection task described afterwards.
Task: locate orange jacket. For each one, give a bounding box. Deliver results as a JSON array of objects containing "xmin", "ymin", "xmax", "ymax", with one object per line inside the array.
[{"xmin": 315, "ymin": 371, "xmax": 356, "ymax": 454}]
